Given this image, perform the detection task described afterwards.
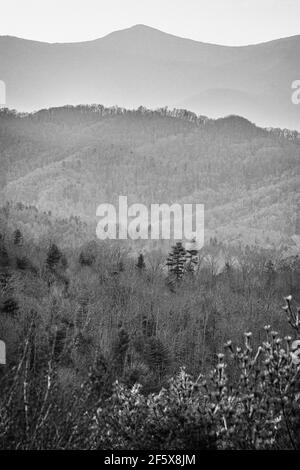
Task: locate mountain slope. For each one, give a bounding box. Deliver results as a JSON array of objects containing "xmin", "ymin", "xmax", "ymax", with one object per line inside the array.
[
  {"xmin": 1, "ymin": 106, "xmax": 299, "ymax": 248},
  {"xmin": 1, "ymin": 25, "xmax": 300, "ymax": 129}
]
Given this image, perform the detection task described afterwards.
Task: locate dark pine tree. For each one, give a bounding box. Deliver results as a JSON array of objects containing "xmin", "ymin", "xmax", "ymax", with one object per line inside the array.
[
  {"xmin": 166, "ymin": 242, "xmax": 187, "ymax": 282},
  {"xmin": 136, "ymin": 253, "xmax": 146, "ymax": 270},
  {"xmin": 46, "ymin": 243, "xmax": 62, "ymax": 271},
  {"xmin": 13, "ymin": 229, "xmax": 23, "ymax": 246},
  {"xmin": 0, "ymin": 244, "xmax": 9, "ymax": 268},
  {"xmin": 1, "ymin": 298, "xmax": 19, "ymax": 316}
]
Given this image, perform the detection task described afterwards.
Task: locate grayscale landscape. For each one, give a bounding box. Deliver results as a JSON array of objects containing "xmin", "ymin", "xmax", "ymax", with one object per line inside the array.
[{"xmin": 0, "ymin": 1, "xmax": 299, "ymax": 452}]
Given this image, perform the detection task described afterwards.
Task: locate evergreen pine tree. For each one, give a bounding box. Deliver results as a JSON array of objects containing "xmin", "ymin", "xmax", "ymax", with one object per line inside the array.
[
  {"xmin": 0, "ymin": 244, "xmax": 9, "ymax": 268},
  {"xmin": 166, "ymin": 242, "xmax": 187, "ymax": 281},
  {"xmin": 1, "ymin": 298, "xmax": 19, "ymax": 316},
  {"xmin": 136, "ymin": 253, "xmax": 146, "ymax": 270},
  {"xmin": 46, "ymin": 243, "xmax": 62, "ymax": 271},
  {"xmin": 13, "ymin": 229, "xmax": 23, "ymax": 246}
]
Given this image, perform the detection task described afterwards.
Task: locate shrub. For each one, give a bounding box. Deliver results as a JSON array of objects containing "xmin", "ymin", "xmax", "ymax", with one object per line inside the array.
[
  {"xmin": 93, "ymin": 370, "xmax": 217, "ymax": 450},
  {"xmin": 0, "ymin": 297, "xmax": 299, "ymax": 449},
  {"xmin": 91, "ymin": 296, "xmax": 300, "ymax": 450}
]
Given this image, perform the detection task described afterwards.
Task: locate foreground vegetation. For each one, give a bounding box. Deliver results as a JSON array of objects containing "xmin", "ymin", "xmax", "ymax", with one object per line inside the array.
[{"xmin": 0, "ymin": 206, "xmax": 299, "ymax": 449}]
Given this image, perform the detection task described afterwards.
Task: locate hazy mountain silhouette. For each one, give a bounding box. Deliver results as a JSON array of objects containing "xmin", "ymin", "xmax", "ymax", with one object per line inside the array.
[{"xmin": 1, "ymin": 24, "xmax": 300, "ymax": 129}]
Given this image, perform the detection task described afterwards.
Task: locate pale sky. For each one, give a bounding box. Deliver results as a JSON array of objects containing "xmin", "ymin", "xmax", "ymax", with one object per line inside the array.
[{"xmin": 0, "ymin": 0, "xmax": 299, "ymax": 46}]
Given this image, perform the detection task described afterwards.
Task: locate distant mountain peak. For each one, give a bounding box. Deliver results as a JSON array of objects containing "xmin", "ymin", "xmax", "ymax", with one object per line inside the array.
[
  {"xmin": 102, "ymin": 23, "xmax": 170, "ymax": 40},
  {"xmin": 129, "ymin": 24, "xmax": 155, "ymax": 31},
  {"xmin": 124, "ymin": 24, "xmax": 169, "ymax": 34},
  {"xmin": 1, "ymin": 27, "xmax": 300, "ymax": 129}
]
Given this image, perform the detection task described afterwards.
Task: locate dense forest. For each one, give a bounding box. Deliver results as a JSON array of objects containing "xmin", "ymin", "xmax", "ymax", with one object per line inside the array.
[
  {"xmin": 0, "ymin": 105, "xmax": 299, "ymax": 449},
  {"xmin": 0, "ymin": 202, "xmax": 299, "ymax": 449},
  {"xmin": 1, "ymin": 106, "xmax": 299, "ymax": 248}
]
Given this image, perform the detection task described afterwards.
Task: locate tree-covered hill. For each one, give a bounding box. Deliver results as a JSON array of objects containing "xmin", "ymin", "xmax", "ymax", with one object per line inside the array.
[{"xmin": 1, "ymin": 105, "xmax": 299, "ymax": 248}]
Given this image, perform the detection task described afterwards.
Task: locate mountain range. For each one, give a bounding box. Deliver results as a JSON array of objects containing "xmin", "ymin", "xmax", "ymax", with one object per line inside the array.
[{"xmin": 1, "ymin": 25, "xmax": 300, "ymax": 129}]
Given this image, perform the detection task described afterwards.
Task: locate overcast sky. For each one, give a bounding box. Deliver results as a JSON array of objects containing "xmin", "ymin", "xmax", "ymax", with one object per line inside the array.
[{"xmin": 0, "ymin": 0, "xmax": 299, "ymax": 45}]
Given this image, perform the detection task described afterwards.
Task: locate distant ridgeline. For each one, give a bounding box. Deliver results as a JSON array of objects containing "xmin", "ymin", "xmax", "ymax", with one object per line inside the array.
[
  {"xmin": 265, "ymin": 126, "xmax": 300, "ymax": 142},
  {"xmin": 0, "ymin": 104, "xmax": 208, "ymax": 124},
  {"xmin": 1, "ymin": 104, "xmax": 300, "ymax": 142}
]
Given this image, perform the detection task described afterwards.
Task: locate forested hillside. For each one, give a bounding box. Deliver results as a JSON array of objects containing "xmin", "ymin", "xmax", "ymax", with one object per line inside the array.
[
  {"xmin": 0, "ymin": 202, "xmax": 300, "ymax": 449},
  {"xmin": 0, "ymin": 103, "xmax": 300, "ymax": 449},
  {"xmin": 1, "ymin": 105, "xmax": 299, "ymax": 250}
]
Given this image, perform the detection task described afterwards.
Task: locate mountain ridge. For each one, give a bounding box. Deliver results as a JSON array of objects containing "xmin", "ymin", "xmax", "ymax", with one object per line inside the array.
[
  {"xmin": 1, "ymin": 105, "xmax": 299, "ymax": 249},
  {"xmin": 1, "ymin": 24, "xmax": 300, "ymax": 47},
  {"xmin": 1, "ymin": 25, "xmax": 300, "ymax": 128}
]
